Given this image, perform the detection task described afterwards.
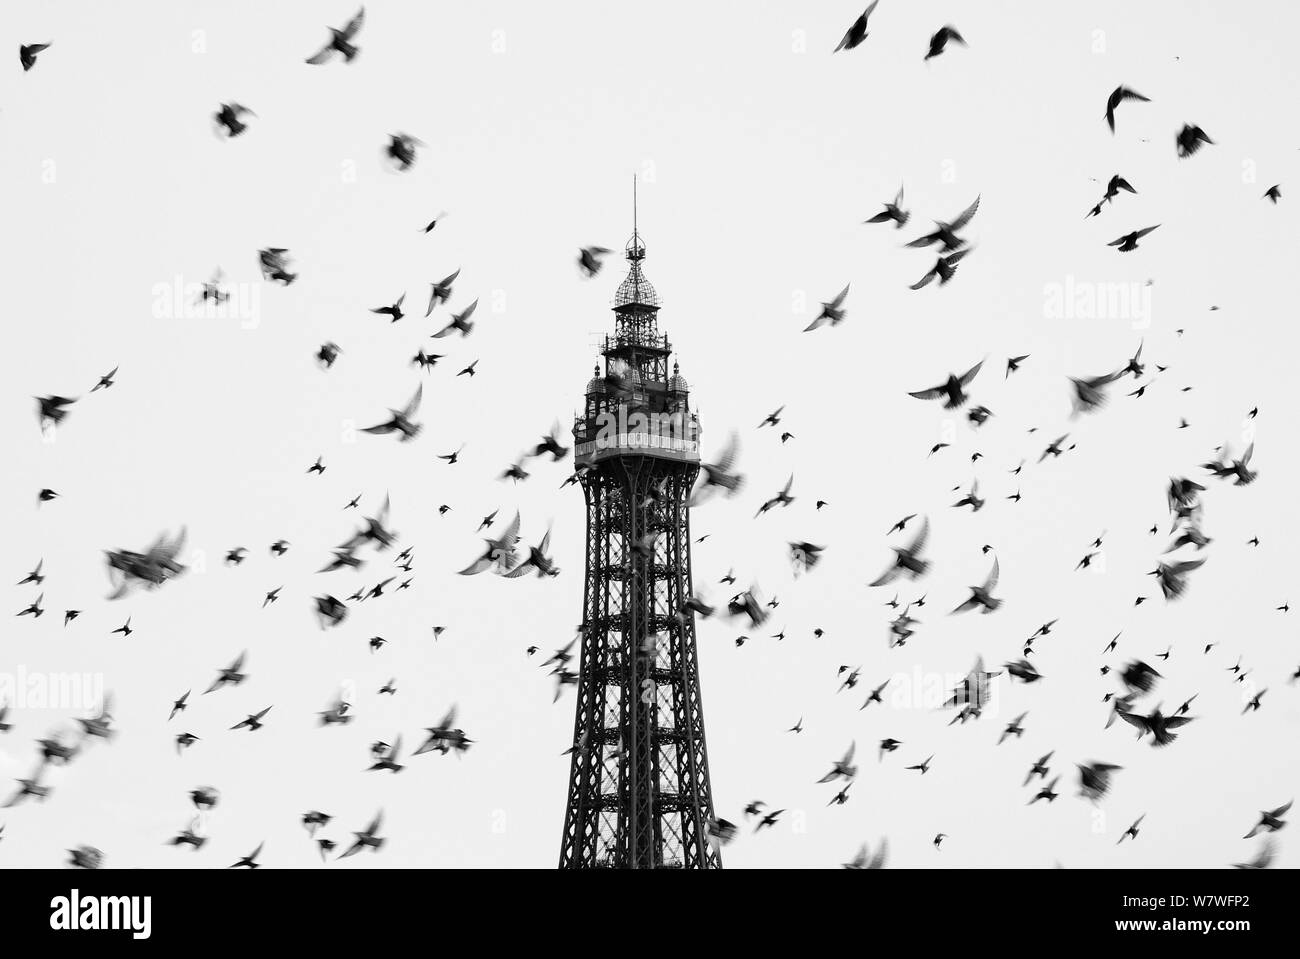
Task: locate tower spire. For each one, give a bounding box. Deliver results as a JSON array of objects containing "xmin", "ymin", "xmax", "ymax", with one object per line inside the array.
[{"xmin": 627, "ymin": 174, "xmax": 645, "ymax": 263}]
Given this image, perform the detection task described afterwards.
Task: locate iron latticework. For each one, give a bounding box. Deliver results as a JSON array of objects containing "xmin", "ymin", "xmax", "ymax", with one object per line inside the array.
[{"xmin": 559, "ymin": 216, "xmax": 720, "ymax": 869}]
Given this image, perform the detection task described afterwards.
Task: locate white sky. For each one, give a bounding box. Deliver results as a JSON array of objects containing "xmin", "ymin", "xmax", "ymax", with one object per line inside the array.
[{"xmin": 2, "ymin": 1, "xmax": 1297, "ymax": 868}]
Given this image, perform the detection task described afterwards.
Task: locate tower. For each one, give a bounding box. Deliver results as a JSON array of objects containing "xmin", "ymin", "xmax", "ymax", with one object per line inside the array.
[{"xmin": 558, "ymin": 197, "xmax": 721, "ymax": 869}]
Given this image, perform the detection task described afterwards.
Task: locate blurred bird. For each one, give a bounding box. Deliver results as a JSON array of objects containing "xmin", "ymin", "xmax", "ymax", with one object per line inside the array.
[
  {"xmin": 864, "ymin": 183, "xmax": 909, "ymax": 228},
  {"xmin": 1175, "ymin": 124, "xmax": 1214, "ymax": 158},
  {"xmin": 214, "ymin": 102, "xmax": 256, "ymax": 138},
  {"xmin": 304, "ymin": 7, "xmax": 365, "ymax": 64},
  {"xmin": 924, "ymin": 25, "xmax": 967, "ymax": 60},
  {"xmin": 834, "ymin": 1, "xmax": 880, "ymax": 52},
  {"xmin": 804, "ymin": 285, "xmax": 850, "ymax": 331},
  {"xmin": 19, "ymin": 43, "xmax": 51, "ymax": 72},
  {"xmin": 1104, "ymin": 85, "xmax": 1149, "ymax": 133}
]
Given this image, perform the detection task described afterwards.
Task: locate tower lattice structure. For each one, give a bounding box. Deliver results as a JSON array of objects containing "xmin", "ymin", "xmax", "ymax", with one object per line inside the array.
[{"xmin": 558, "ymin": 217, "xmax": 721, "ymax": 869}]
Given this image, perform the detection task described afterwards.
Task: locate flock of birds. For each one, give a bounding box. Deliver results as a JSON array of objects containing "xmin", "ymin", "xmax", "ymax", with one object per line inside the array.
[
  {"xmin": 697, "ymin": 6, "xmax": 1292, "ymax": 869},
  {"xmin": 6, "ymin": 6, "xmax": 1297, "ymax": 870}
]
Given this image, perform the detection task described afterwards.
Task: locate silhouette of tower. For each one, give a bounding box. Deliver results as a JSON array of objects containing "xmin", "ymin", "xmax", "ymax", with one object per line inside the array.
[{"xmin": 558, "ymin": 192, "xmax": 720, "ymax": 869}]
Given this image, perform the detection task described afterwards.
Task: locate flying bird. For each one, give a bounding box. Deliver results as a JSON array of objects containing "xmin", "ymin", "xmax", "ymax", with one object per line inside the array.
[
  {"xmin": 864, "ymin": 184, "xmax": 909, "ymax": 228},
  {"xmin": 338, "ymin": 811, "xmax": 386, "ymax": 859},
  {"xmin": 91, "ymin": 367, "xmax": 118, "ymax": 391},
  {"xmin": 1077, "ymin": 762, "xmax": 1122, "ymax": 803},
  {"xmin": 1175, "ymin": 124, "xmax": 1214, "ymax": 158},
  {"xmin": 1104, "ymin": 86, "xmax": 1149, "ymax": 133},
  {"xmin": 385, "ymin": 133, "xmax": 425, "ymax": 171},
  {"xmin": 906, "ymin": 197, "xmax": 980, "ymax": 252},
  {"xmin": 924, "ymin": 26, "xmax": 967, "ymax": 60},
  {"xmin": 425, "ymin": 269, "xmax": 461, "ymax": 315},
  {"xmin": 1243, "ymin": 800, "xmax": 1291, "ymax": 838},
  {"xmin": 214, "ymin": 102, "xmax": 256, "ymax": 138},
  {"xmin": 910, "ymin": 248, "xmax": 971, "ymax": 290},
  {"xmin": 804, "ymin": 285, "xmax": 849, "ymax": 331},
  {"xmin": 834, "ymin": 2, "xmax": 880, "ymax": 53},
  {"xmin": 19, "ymin": 43, "xmax": 51, "ymax": 72},
  {"xmin": 952, "ymin": 557, "xmax": 1001, "ymax": 614},
  {"xmin": 577, "ymin": 246, "xmax": 613, "ymax": 277},
  {"xmin": 305, "ymin": 7, "xmax": 365, "ymax": 64},
  {"xmin": 817, "ymin": 742, "xmax": 859, "ymax": 783},
  {"xmin": 361, "ymin": 384, "xmax": 423, "ymax": 442},
  {"xmin": 1109, "ymin": 225, "xmax": 1160, "ymax": 252},
  {"xmin": 908, "ymin": 359, "xmax": 984, "ymax": 408},
  {"xmin": 431, "ymin": 299, "xmax": 478, "ymax": 338}
]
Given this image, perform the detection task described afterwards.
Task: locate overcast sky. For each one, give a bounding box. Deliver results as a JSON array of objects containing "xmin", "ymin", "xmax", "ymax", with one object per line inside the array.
[{"xmin": 2, "ymin": 1, "xmax": 1297, "ymax": 869}]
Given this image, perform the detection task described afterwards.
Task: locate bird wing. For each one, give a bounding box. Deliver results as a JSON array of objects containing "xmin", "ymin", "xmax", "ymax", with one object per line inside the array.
[
  {"xmin": 338, "ymin": 839, "xmax": 365, "ymax": 859},
  {"xmin": 908, "ymin": 267, "xmax": 938, "ymax": 290},
  {"xmin": 904, "ymin": 516, "xmax": 930, "ymax": 555},
  {"xmin": 341, "ymin": 7, "xmax": 366, "ymax": 39},
  {"xmin": 908, "ymin": 383, "xmax": 946, "ymax": 400},
  {"xmin": 868, "ymin": 837, "xmax": 889, "ymax": 868},
  {"xmin": 948, "ymin": 195, "xmax": 981, "ymax": 231},
  {"xmin": 305, "ymin": 44, "xmax": 335, "ymax": 64},
  {"xmin": 402, "ymin": 384, "xmax": 423, "ymax": 418},
  {"xmin": 1117, "ymin": 710, "xmax": 1149, "ymax": 733},
  {"xmin": 1134, "ymin": 224, "xmax": 1160, "ymax": 239},
  {"xmin": 1087, "ymin": 369, "xmax": 1125, "ymax": 388},
  {"xmin": 501, "ymin": 511, "xmax": 522, "ymax": 549},
  {"xmin": 982, "ymin": 557, "xmax": 1000, "ymax": 591},
  {"xmin": 868, "ymin": 567, "xmax": 900, "ymax": 588},
  {"xmin": 457, "ymin": 299, "xmax": 480, "ymax": 324},
  {"xmin": 957, "ymin": 358, "xmax": 985, "ymax": 386},
  {"xmin": 1269, "ymin": 799, "xmax": 1293, "ymax": 818},
  {"xmin": 714, "ymin": 431, "xmax": 740, "ymax": 473},
  {"xmin": 501, "ymin": 559, "xmax": 535, "ymax": 579}
]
